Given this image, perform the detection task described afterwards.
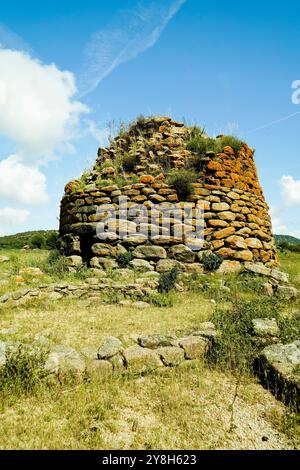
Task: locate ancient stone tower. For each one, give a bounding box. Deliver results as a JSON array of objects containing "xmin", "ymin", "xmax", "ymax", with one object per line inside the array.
[{"xmin": 59, "ymin": 116, "xmax": 277, "ymax": 272}]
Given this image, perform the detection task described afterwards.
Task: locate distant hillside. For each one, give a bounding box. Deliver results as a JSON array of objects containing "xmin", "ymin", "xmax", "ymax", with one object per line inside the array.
[
  {"xmin": 274, "ymin": 234, "xmax": 300, "ymax": 245},
  {"xmin": 0, "ymin": 230, "xmax": 59, "ymax": 250}
]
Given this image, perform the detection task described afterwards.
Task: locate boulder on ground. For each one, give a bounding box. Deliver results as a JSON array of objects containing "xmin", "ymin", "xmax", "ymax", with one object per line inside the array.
[
  {"xmin": 138, "ymin": 333, "xmax": 176, "ymax": 349},
  {"xmin": 178, "ymin": 336, "xmax": 209, "ymax": 359},
  {"xmin": 123, "ymin": 346, "xmax": 162, "ymax": 373},
  {"xmin": 97, "ymin": 336, "xmax": 123, "ymax": 359},
  {"xmin": 44, "ymin": 345, "xmax": 86, "ymax": 381},
  {"xmin": 256, "ymin": 341, "xmax": 300, "ymax": 411},
  {"xmin": 156, "ymin": 346, "xmax": 185, "ymax": 366},
  {"xmin": 276, "ymin": 285, "xmax": 298, "ymax": 300}
]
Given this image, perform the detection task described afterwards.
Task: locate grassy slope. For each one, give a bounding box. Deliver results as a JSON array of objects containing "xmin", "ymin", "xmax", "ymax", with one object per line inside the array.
[
  {"xmin": 0, "ymin": 230, "xmax": 58, "ymax": 249},
  {"xmin": 0, "ymin": 249, "xmax": 299, "ymax": 449},
  {"xmin": 274, "ymin": 234, "xmax": 300, "ymax": 245}
]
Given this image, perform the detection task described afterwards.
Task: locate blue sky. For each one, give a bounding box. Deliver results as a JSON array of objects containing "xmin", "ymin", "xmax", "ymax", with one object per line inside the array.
[{"xmin": 0, "ymin": 0, "xmax": 300, "ymax": 236}]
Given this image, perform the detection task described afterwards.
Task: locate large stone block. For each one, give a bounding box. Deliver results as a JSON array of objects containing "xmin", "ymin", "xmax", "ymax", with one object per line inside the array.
[
  {"xmin": 132, "ymin": 245, "xmax": 167, "ymax": 260},
  {"xmin": 178, "ymin": 336, "xmax": 209, "ymax": 360},
  {"xmin": 123, "ymin": 346, "xmax": 162, "ymax": 373}
]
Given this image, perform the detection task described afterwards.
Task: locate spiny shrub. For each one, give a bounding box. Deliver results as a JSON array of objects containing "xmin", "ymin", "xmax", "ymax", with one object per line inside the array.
[
  {"xmin": 219, "ymin": 135, "xmax": 244, "ymax": 153},
  {"xmin": 202, "ymin": 253, "xmax": 223, "ymax": 272},
  {"xmin": 116, "ymin": 251, "xmax": 133, "ymax": 268},
  {"xmin": 158, "ymin": 267, "xmax": 179, "ymax": 293},
  {"xmin": 186, "ymin": 125, "xmax": 244, "ymax": 158},
  {"xmin": 148, "ymin": 292, "xmax": 175, "ymax": 307},
  {"xmin": 210, "ymin": 297, "xmax": 282, "ymax": 373},
  {"xmin": 0, "ymin": 345, "xmax": 47, "ymax": 401},
  {"xmin": 167, "ymin": 169, "xmax": 197, "ymax": 199},
  {"xmin": 44, "ymin": 249, "xmax": 68, "ymax": 276}
]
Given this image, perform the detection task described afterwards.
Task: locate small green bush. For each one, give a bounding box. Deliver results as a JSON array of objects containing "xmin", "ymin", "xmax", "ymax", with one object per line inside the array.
[
  {"xmin": 45, "ymin": 232, "xmax": 59, "ymax": 250},
  {"xmin": 158, "ymin": 267, "xmax": 179, "ymax": 293},
  {"xmin": 167, "ymin": 169, "xmax": 197, "ymax": 199},
  {"xmin": 186, "ymin": 125, "xmax": 244, "ymax": 160},
  {"xmin": 30, "ymin": 233, "xmax": 46, "ymax": 249},
  {"xmin": 210, "ymin": 297, "xmax": 283, "ymax": 374},
  {"xmin": 116, "ymin": 252, "xmax": 133, "ymax": 268},
  {"xmin": 219, "ymin": 135, "xmax": 244, "ymax": 154},
  {"xmin": 148, "ymin": 292, "xmax": 176, "ymax": 307},
  {"xmin": 202, "ymin": 253, "xmax": 223, "ymax": 272},
  {"xmin": 43, "ymin": 250, "xmax": 68, "ymax": 276},
  {"xmin": 0, "ymin": 345, "xmax": 47, "ymax": 402}
]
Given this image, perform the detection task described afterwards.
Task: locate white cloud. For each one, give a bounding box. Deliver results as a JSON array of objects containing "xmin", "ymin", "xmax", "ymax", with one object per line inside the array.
[
  {"xmin": 269, "ymin": 206, "xmax": 287, "ymax": 234},
  {"xmin": 280, "ymin": 175, "xmax": 300, "ymax": 206},
  {"xmin": 0, "ymin": 155, "xmax": 49, "ymax": 205},
  {"xmin": 0, "ymin": 207, "xmax": 30, "ymax": 227},
  {"xmin": 0, "ymin": 48, "xmax": 88, "ymax": 160},
  {"xmin": 78, "ymin": 0, "xmax": 187, "ymax": 96}
]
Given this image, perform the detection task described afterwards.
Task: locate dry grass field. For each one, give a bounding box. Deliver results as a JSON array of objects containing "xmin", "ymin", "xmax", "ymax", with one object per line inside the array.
[{"xmin": 0, "ymin": 249, "xmax": 299, "ymax": 450}]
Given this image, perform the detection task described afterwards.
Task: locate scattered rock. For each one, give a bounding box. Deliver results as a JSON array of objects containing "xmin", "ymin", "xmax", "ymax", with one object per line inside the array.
[
  {"xmin": 252, "ymin": 318, "xmax": 279, "ymax": 338},
  {"xmin": 138, "ymin": 333, "xmax": 176, "ymax": 349},
  {"xmin": 262, "ymin": 282, "xmax": 273, "ymax": 297},
  {"xmin": 123, "ymin": 346, "xmax": 162, "ymax": 373},
  {"xmin": 65, "ymin": 256, "xmax": 83, "ymax": 268},
  {"xmin": 19, "ymin": 267, "xmax": 45, "ymax": 277},
  {"xmin": 0, "ymin": 341, "xmax": 6, "ymax": 367},
  {"xmin": 132, "ymin": 301, "xmax": 151, "ymax": 309},
  {"xmin": 44, "ymin": 345, "xmax": 86, "ymax": 380},
  {"xmin": 0, "ymin": 327, "xmax": 18, "ymax": 335},
  {"xmin": 256, "ymin": 341, "xmax": 300, "ymax": 411},
  {"xmin": 178, "ymin": 336, "xmax": 209, "ymax": 359},
  {"xmin": 252, "ymin": 318, "xmax": 279, "ymax": 346},
  {"xmin": 192, "ymin": 322, "xmax": 218, "ymax": 341},
  {"xmin": 276, "ymin": 285, "xmax": 298, "ymax": 300},
  {"xmin": 97, "ymin": 336, "xmax": 123, "ymax": 359},
  {"xmin": 244, "ymin": 263, "xmax": 289, "ymax": 283},
  {"xmin": 156, "ymin": 346, "xmax": 185, "ymax": 366},
  {"xmin": 86, "ymin": 359, "xmax": 113, "ymax": 377},
  {"xmin": 0, "ymin": 256, "xmax": 9, "ymax": 263}
]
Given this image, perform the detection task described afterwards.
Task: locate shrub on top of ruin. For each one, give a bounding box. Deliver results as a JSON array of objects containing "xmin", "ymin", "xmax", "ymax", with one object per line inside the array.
[
  {"xmin": 186, "ymin": 125, "xmax": 245, "ymax": 158},
  {"xmin": 201, "ymin": 253, "xmax": 223, "ymax": 272},
  {"xmin": 218, "ymin": 135, "xmax": 245, "ymax": 154},
  {"xmin": 167, "ymin": 169, "xmax": 197, "ymax": 199},
  {"xmin": 122, "ymin": 153, "xmax": 139, "ymax": 172}
]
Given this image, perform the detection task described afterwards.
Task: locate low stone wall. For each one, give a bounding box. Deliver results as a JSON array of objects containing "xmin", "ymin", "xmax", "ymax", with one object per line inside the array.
[
  {"xmin": 60, "ymin": 183, "xmax": 277, "ymax": 270},
  {"xmin": 0, "ymin": 262, "xmax": 295, "ymax": 308},
  {"xmin": 0, "ymin": 277, "xmax": 158, "ymax": 307},
  {"xmin": 0, "ymin": 323, "xmax": 217, "ymax": 380}
]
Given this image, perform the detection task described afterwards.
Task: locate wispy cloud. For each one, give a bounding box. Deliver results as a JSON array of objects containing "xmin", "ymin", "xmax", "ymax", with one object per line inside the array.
[
  {"xmin": 0, "ymin": 23, "xmax": 34, "ymax": 54},
  {"xmin": 78, "ymin": 0, "xmax": 187, "ymax": 97},
  {"xmin": 244, "ymin": 110, "xmax": 300, "ymax": 135}
]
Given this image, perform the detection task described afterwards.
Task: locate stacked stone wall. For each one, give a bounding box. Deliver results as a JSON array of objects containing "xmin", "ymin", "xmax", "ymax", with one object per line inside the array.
[{"xmin": 59, "ymin": 117, "xmax": 277, "ymax": 270}]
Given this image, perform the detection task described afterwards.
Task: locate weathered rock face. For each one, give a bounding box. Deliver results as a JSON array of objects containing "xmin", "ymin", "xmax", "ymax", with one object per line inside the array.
[{"xmin": 59, "ymin": 116, "xmax": 277, "ymax": 270}]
